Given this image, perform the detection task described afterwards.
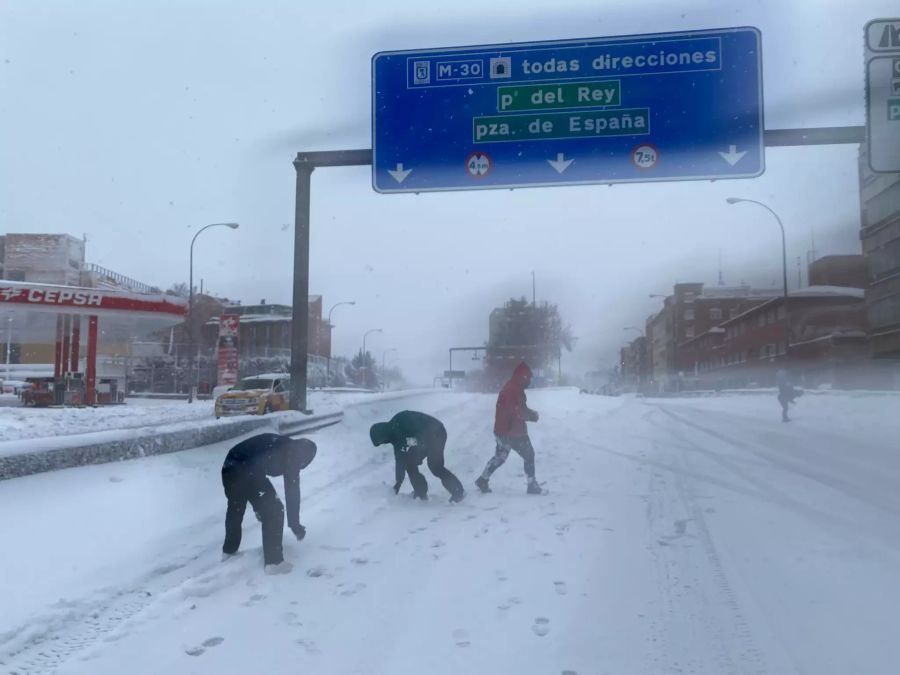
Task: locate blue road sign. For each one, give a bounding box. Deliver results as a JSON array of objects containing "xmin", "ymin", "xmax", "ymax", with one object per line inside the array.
[{"xmin": 372, "ymin": 27, "xmax": 764, "ymax": 193}]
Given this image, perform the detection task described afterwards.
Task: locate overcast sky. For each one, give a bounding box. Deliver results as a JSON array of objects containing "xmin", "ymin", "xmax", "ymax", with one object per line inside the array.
[{"xmin": 0, "ymin": 0, "xmax": 893, "ymax": 383}]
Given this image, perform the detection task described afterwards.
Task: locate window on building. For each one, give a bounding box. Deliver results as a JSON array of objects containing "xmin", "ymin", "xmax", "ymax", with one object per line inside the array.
[
  {"xmin": 767, "ymin": 310, "xmax": 776, "ymax": 325},
  {"xmin": 710, "ymin": 307, "xmax": 722, "ymax": 321},
  {"xmin": 684, "ymin": 309, "xmax": 694, "ymax": 321},
  {"xmin": 758, "ymin": 313, "xmax": 766, "ymax": 327},
  {"xmin": 685, "ymin": 326, "xmax": 695, "ymax": 338},
  {"xmin": 683, "ymin": 291, "xmax": 696, "ymax": 304},
  {"xmin": 777, "ymin": 305, "xmax": 786, "ymax": 320},
  {"xmin": 729, "ymin": 308, "xmax": 739, "ymax": 319}
]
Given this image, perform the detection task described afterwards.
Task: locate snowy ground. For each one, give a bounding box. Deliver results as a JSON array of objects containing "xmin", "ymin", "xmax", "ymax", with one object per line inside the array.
[{"xmin": 1, "ymin": 390, "xmax": 899, "ymax": 674}]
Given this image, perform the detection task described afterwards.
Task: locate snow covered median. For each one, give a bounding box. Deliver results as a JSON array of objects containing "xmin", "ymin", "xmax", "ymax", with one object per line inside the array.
[{"xmin": 0, "ymin": 390, "xmax": 439, "ymax": 480}]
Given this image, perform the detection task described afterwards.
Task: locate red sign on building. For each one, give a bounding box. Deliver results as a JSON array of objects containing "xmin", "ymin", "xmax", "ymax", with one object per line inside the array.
[{"xmin": 217, "ymin": 314, "xmax": 240, "ymax": 386}]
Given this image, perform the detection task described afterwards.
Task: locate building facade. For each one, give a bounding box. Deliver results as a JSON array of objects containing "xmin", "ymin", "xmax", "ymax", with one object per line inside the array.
[
  {"xmin": 644, "ymin": 282, "xmax": 773, "ymax": 391},
  {"xmin": 678, "ymin": 287, "xmax": 877, "ymax": 389},
  {"xmin": 859, "ymin": 147, "xmax": 900, "ymax": 372},
  {"xmin": 202, "ymin": 297, "xmax": 331, "ymax": 361},
  {"xmin": 0, "ymin": 234, "xmax": 85, "ymax": 286}
]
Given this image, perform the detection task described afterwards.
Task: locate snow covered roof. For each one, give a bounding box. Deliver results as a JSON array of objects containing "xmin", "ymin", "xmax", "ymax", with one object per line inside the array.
[
  {"xmin": 700, "ymin": 285, "xmax": 776, "ymax": 299},
  {"xmin": 206, "ymin": 314, "xmax": 292, "ymax": 325},
  {"xmin": 789, "ymin": 330, "xmax": 868, "ymax": 346},
  {"xmin": 718, "ymin": 286, "xmax": 866, "ymax": 326},
  {"xmin": 242, "ymin": 372, "xmax": 289, "ymax": 380},
  {"xmin": 788, "ymin": 286, "xmax": 865, "ymax": 298}
]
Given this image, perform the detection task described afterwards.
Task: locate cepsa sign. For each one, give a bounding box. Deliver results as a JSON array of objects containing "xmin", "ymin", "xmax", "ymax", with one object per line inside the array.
[
  {"xmin": 0, "ymin": 285, "xmax": 187, "ymax": 315},
  {"xmin": 0, "ymin": 287, "xmax": 103, "ymax": 307}
]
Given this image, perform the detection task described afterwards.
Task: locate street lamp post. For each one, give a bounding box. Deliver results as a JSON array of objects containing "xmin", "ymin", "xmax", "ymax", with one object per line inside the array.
[
  {"xmin": 4, "ymin": 315, "xmax": 12, "ymax": 380},
  {"xmin": 188, "ymin": 222, "xmax": 239, "ymax": 403},
  {"xmin": 382, "ymin": 347, "xmax": 397, "ymax": 391},
  {"xmin": 726, "ymin": 198, "xmax": 790, "ymax": 349},
  {"xmin": 326, "ymin": 300, "xmax": 355, "ymax": 385},
  {"xmin": 361, "ymin": 328, "xmax": 382, "ymax": 388}
]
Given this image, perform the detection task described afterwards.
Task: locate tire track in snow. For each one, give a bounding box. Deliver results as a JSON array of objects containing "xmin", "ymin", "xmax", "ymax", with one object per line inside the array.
[
  {"xmin": 570, "ymin": 405, "xmax": 768, "ymax": 675},
  {"xmin": 651, "ymin": 405, "xmax": 900, "ymax": 556}
]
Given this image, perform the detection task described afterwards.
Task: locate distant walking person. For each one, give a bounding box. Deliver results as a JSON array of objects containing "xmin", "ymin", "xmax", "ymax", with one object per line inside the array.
[
  {"xmin": 775, "ymin": 368, "xmax": 799, "ymax": 422},
  {"xmin": 370, "ymin": 411, "xmax": 466, "ymax": 503},
  {"xmin": 476, "ymin": 362, "xmax": 544, "ymax": 495},
  {"xmin": 221, "ymin": 433, "xmax": 317, "ymax": 574}
]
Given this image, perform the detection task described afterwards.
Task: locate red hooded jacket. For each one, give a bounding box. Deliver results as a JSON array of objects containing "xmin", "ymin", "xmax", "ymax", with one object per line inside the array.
[{"xmin": 494, "ymin": 362, "xmax": 536, "ymax": 437}]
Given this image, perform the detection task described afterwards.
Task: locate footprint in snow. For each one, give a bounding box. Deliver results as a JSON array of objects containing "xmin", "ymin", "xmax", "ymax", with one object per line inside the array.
[
  {"xmin": 351, "ymin": 557, "xmax": 369, "ymax": 566},
  {"xmin": 554, "ymin": 581, "xmax": 568, "ymax": 596},
  {"xmin": 185, "ymin": 636, "xmax": 224, "ymax": 656},
  {"xmin": 452, "ymin": 628, "xmax": 471, "ymax": 647},
  {"xmin": 306, "ymin": 566, "xmax": 330, "ymax": 578},
  {"xmin": 283, "ymin": 611, "xmax": 302, "ymax": 626},
  {"xmin": 338, "ymin": 582, "xmax": 366, "ymax": 597},
  {"xmin": 532, "ymin": 617, "xmax": 551, "ymax": 637},
  {"xmin": 498, "ymin": 596, "xmax": 522, "ymax": 611},
  {"xmin": 242, "ymin": 593, "xmax": 267, "ymax": 607},
  {"xmin": 296, "ymin": 638, "xmax": 321, "ymax": 655}
]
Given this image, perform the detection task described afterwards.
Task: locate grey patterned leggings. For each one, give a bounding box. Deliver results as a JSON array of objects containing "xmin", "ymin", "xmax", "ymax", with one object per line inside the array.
[{"xmin": 480, "ymin": 435, "xmax": 536, "ymax": 481}]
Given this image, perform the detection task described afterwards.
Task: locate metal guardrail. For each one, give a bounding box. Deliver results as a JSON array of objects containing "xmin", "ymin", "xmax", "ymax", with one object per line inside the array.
[{"xmin": 0, "ymin": 409, "xmax": 344, "ymax": 481}]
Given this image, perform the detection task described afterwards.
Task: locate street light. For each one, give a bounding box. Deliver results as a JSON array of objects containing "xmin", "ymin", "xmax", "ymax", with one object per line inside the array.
[
  {"xmin": 382, "ymin": 347, "xmax": 397, "ymax": 391},
  {"xmin": 188, "ymin": 222, "xmax": 239, "ymax": 403},
  {"xmin": 361, "ymin": 328, "xmax": 382, "ymax": 388},
  {"xmin": 726, "ymin": 197, "xmax": 790, "ymax": 348},
  {"xmin": 326, "ymin": 300, "xmax": 356, "ymax": 384},
  {"xmin": 623, "ymin": 326, "xmax": 643, "ymax": 334}
]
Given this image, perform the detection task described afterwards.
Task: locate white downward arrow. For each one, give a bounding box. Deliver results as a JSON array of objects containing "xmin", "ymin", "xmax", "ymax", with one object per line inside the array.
[
  {"xmin": 547, "ymin": 152, "xmax": 574, "ymax": 174},
  {"xmin": 718, "ymin": 145, "xmax": 747, "ymax": 166},
  {"xmin": 388, "ymin": 163, "xmax": 412, "ymax": 183}
]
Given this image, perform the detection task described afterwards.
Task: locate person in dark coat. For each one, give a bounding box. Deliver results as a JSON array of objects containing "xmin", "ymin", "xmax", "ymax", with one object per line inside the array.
[
  {"xmin": 221, "ymin": 433, "xmax": 316, "ymax": 574},
  {"xmin": 476, "ymin": 362, "xmax": 544, "ymax": 495},
  {"xmin": 775, "ymin": 368, "xmax": 799, "ymax": 422},
  {"xmin": 369, "ymin": 411, "xmax": 465, "ymax": 503}
]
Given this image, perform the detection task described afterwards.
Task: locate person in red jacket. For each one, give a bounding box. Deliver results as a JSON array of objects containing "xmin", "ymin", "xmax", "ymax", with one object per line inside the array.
[{"xmin": 475, "ymin": 362, "xmax": 544, "ymax": 495}]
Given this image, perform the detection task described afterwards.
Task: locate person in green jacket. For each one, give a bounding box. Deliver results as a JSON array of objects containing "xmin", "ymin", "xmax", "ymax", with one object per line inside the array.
[{"xmin": 370, "ymin": 410, "xmax": 465, "ymax": 503}]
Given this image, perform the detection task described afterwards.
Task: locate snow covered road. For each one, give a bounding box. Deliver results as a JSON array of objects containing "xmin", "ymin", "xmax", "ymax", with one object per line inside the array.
[{"xmin": 1, "ymin": 390, "xmax": 899, "ymax": 675}]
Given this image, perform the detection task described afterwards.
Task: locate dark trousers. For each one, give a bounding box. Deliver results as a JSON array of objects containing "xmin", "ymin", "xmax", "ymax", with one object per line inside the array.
[
  {"xmin": 406, "ymin": 426, "xmax": 464, "ymax": 498},
  {"xmin": 222, "ymin": 470, "xmax": 285, "ymax": 565},
  {"xmin": 778, "ymin": 394, "xmax": 790, "ymax": 421},
  {"xmin": 480, "ymin": 435, "xmax": 536, "ymax": 481}
]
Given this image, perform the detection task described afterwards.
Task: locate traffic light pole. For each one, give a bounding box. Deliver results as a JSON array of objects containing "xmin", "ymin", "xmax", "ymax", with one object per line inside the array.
[{"xmin": 290, "ymin": 149, "xmax": 372, "ymax": 412}]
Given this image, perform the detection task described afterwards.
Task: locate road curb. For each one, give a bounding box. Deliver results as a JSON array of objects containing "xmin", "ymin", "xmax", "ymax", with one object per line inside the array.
[{"xmin": 0, "ymin": 410, "xmax": 344, "ymax": 481}]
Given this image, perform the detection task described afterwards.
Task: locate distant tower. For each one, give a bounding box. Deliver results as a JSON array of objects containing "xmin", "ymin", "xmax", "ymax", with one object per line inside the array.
[{"xmin": 717, "ymin": 249, "xmax": 725, "ymax": 286}]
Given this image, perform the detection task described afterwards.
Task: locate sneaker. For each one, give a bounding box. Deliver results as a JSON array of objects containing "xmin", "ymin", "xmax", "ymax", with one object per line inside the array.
[
  {"xmin": 526, "ymin": 481, "xmax": 544, "ymax": 495},
  {"xmin": 449, "ymin": 490, "xmax": 466, "ymax": 503},
  {"xmin": 475, "ymin": 477, "xmax": 491, "ymax": 493},
  {"xmin": 264, "ymin": 561, "xmax": 294, "ymax": 575}
]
